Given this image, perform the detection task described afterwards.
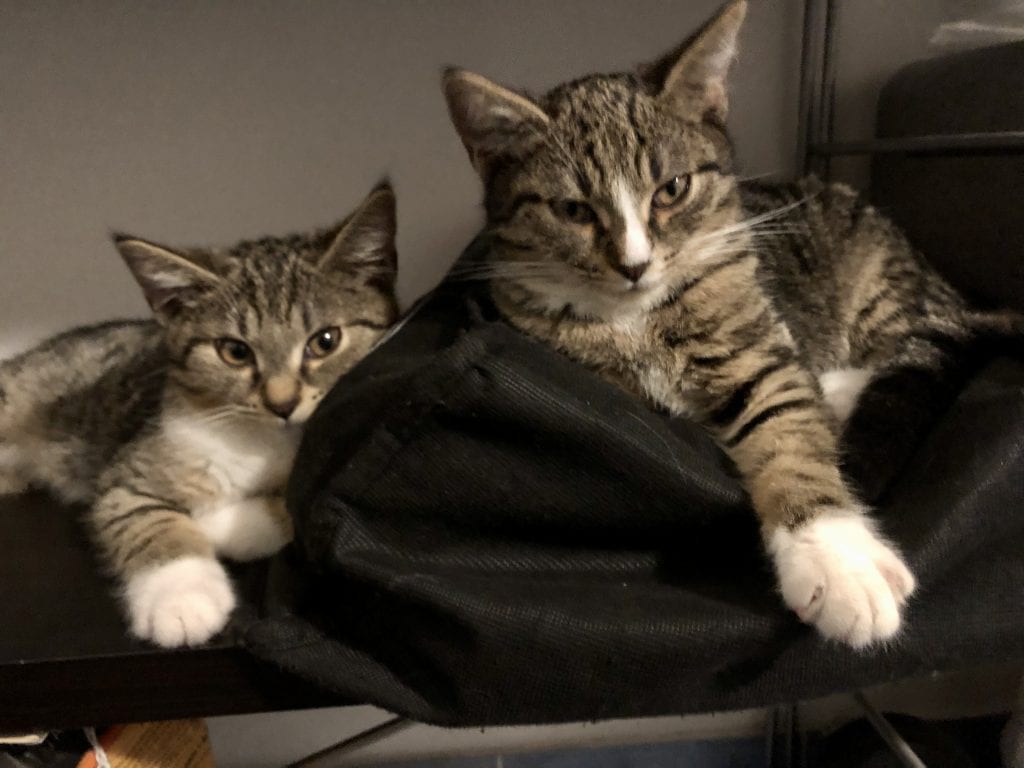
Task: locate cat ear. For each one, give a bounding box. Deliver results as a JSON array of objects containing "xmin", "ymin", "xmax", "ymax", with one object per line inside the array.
[
  {"xmin": 442, "ymin": 67, "xmax": 550, "ymax": 179},
  {"xmin": 320, "ymin": 181, "xmax": 397, "ymax": 291},
  {"xmin": 113, "ymin": 234, "xmax": 220, "ymax": 314},
  {"xmin": 643, "ymin": 0, "xmax": 746, "ymax": 120}
]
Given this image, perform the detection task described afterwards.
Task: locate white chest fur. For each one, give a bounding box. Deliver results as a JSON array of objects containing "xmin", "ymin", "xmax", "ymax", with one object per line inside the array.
[
  {"xmin": 639, "ymin": 366, "xmax": 698, "ymax": 418},
  {"xmin": 164, "ymin": 413, "xmax": 300, "ymax": 497}
]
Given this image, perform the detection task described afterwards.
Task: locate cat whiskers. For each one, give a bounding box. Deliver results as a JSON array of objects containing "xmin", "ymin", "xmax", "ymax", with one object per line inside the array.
[
  {"xmin": 689, "ymin": 197, "xmax": 811, "ymax": 252},
  {"xmin": 448, "ymin": 260, "xmax": 570, "ymax": 284},
  {"xmin": 189, "ymin": 405, "xmax": 269, "ymax": 427},
  {"xmin": 680, "ymin": 200, "xmax": 811, "ymax": 264}
]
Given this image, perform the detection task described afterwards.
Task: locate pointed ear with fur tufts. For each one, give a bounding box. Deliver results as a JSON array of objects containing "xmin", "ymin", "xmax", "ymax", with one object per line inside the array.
[
  {"xmin": 113, "ymin": 234, "xmax": 220, "ymax": 318},
  {"xmin": 319, "ymin": 181, "xmax": 398, "ymax": 293},
  {"xmin": 641, "ymin": 0, "xmax": 746, "ymax": 121},
  {"xmin": 442, "ymin": 67, "xmax": 550, "ymax": 180}
]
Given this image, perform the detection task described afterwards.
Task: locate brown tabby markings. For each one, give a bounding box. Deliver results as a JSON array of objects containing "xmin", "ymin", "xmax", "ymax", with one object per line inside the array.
[
  {"xmin": 0, "ymin": 183, "xmax": 398, "ymax": 646},
  {"xmin": 441, "ymin": 1, "xmax": 1020, "ymax": 647}
]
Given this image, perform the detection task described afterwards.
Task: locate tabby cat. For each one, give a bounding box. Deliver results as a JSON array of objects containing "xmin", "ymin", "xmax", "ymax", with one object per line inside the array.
[
  {"xmin": 442, "ymin": 1, "xmax": 1021, "ymax": 647},
  {"xmin": 0, "ymin": 183, "xmax": 398, "ymax": 647}
]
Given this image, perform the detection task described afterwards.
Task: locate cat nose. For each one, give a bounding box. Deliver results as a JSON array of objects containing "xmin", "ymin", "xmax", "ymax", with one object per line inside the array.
[
  {"xmin": 262, "ymin": 375, "xmax": 300, "ymax": 420},
  {"xmin": 613, "ymin": 261, "xmax": 650, "ymax": 283},
  {"xmin": 265, "ymin": 396, "xmax": 299, "ymax": 420}
]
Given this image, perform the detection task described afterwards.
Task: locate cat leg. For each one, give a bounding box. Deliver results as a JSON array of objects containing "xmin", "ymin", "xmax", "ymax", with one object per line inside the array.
[
  {"xmin": 842, "ymin": 322, "xmax": 985, "ymax": 502},
  {"xmin": 705, "ymin": 355, "xmax": 915, "ymax": 648},
  {"xmin": 91, "ymin": 484, "xmax": 235, "ymax": 648},
  {"xmin": 194, "ymin": 495, "xmax": 293, "ymax": 561}
]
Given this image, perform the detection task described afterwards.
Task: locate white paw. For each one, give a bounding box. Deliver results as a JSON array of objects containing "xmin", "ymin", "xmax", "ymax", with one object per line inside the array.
[
  {"xmin": 194, "ymin": 496, "xmax": 293, "ymax": 561},
  {"xmin": 124, "ymin": 556, "xmax": 236, "ymax": 648},
  {"xmin": 769, "ymin": 512, "xmax": 916, "ymax": 648}
]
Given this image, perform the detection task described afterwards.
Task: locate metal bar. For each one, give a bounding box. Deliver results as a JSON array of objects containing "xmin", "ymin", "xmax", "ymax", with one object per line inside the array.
[
  {"xmin": 809, "ymin": 131, "xmax": 1024, "ymax": 156},
  {"xmin": 796, "ymin": 0, "xmax": 826, "ymax": 175},
  {"xmin": 767, "ymin": 704, "xmax": 797, "ymax": 768},
  {"xmin": 853, "ymin": 692, "xmax": 928, "ymax": 768},
  {"xmin": 285, "ymin": 715, "xmax": 412, "ymax": 768},
  {"xmin": 819, "ymin": 0, "xmax": 839, "ymax": 181}
]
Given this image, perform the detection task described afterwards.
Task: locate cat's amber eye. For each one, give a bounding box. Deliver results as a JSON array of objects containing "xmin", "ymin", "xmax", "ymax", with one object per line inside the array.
[
  {"xmin": 551, "ymin": 199, "xmax": 597, "ymax": 225},
  {"xmin": 214, "ymin": 338, "xmax": 254, "ymax": 367},
  {"xmin": 652, "ymin": 174, "xmax": 692, "ymax": 209},
  {"xmin": 305, "ymin": 326, "xmax": 342, "ymax": 359}
]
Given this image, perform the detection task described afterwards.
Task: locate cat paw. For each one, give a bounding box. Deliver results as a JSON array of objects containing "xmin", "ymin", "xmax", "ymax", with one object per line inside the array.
[
  {"xmin": 769, "ymin": 512, "xmax": 915, "ymax": 648},
  {"xmin": 124, "ymin": 556, "xmax": 236, "ymax": 648},
  {"xmin": 195, "ymin": 496, "xmax": 293, "ymax": 561}
]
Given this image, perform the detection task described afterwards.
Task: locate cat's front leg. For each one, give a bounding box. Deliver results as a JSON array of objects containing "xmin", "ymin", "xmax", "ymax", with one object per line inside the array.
[
  {"xmin": 91, "ymin": 484, "xmax": 236, "ymax": 648},
  {"xmin": 194, "ymin": 495, "xmax": 293, "ymax": 561},
  {"xmin": 703, "ymin": 357, "xmax": 916, "ymax": 647}
]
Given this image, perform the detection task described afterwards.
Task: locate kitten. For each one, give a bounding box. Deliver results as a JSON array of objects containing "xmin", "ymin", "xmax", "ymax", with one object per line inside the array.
[
  {"xmin": 442, "ymin": 1, "xmax": 1021, "ymax": 648},
  {"xmin": 0, "ymin": 183, "xmax": 398, "ymax": 647}
]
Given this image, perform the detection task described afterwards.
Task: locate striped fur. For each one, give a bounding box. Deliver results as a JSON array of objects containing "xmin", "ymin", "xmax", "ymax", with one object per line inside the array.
[
  {"xmin": 0, "ymin": 183, "xmax": 398, "ymax": 646},
  {"xmin": 443, "ymin": 1, "xmax": 1020, "ymax": 647}
]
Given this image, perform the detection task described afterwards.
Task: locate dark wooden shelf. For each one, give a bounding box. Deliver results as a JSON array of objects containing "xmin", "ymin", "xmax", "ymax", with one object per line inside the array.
[{"xmin": 0, "ymin": 491, "xmax": 341, "ymax": 733}]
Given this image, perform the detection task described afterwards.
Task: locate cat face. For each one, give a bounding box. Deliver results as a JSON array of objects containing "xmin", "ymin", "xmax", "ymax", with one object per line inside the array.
[
  {"xmin": 116, "ymin": 183, "xmax": 398, "ymax": 425},
  {"xmin": 444, "ymin": 0, "xmax": 748, "ymax": 320}
]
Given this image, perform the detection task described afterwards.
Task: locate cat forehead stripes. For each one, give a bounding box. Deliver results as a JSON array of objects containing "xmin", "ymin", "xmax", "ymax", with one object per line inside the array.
[
  {"xmin": 543, "ymin": 75, "xmax": 660, "ymax": 193},
  {"xmin": 442, "ymin": 1, "xmax": 748, "ymax": 317}
]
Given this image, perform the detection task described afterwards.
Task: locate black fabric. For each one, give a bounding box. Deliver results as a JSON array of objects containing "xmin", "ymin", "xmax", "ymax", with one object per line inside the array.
[
  {"xmin": 244, "ymin": 265, "xmax": 1024, "ymax": 726},
  {"xmin": 872, "ymin": 42, "xmax": 1024, "ymax": 312}
]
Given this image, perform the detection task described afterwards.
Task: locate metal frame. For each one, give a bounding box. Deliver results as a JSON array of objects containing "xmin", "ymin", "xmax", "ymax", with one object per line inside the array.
[
  {"xmin": 796, "ymin": 0, "xmax": 1024, "ymax": 178},
  {"xmin": 796, "ymin": 0, "xmax": 836, "ymax": 178},
  {"xmin": 285, "ymin": 716, "xmax": 413, "ymax": 768}
]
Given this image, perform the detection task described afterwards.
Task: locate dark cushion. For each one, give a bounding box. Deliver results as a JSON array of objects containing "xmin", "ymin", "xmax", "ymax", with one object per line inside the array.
[
  {"xmin": 872, "ymin": 41, "xmax": 1024, "ymax": 312},
  {"xmin": 244, "ymin": 258, "xmax": 1024, "ymax": 727}
]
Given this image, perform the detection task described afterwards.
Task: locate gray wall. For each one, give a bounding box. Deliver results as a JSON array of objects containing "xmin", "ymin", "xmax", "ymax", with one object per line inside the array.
[
  {"xmin": 0, "ymin": 1, "xmax": 810, "ymax": 763},
  {"xmin": 1, "ymin": 0, "xmax": 803, "ymax": 358}
]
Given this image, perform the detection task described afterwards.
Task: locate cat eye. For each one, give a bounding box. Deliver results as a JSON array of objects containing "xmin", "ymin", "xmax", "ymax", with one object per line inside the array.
[
  {"xmin": 551, "ymin": 199, "xmax": 597, "ymax": 225},
  {"xmin": 214, "ymin": 338, "xmax": 254, "ymax": 367},
  {"xmin": 652, "ymin": 175, "xmax": 692, "ymax": 209},
  {"xmin": 305, "ymin": 326, "xmax": 342, "ymax": 359}
]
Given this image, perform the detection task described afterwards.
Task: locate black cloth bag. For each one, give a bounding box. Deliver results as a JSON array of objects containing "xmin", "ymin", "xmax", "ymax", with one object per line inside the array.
[{"xmin": 243, "ymin": 249, "xmax": 1024, "ymax": 726}]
